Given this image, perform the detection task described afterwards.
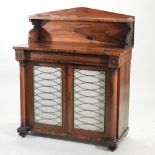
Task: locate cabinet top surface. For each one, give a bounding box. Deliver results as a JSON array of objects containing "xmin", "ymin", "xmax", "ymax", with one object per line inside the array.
[
  {"xmin": 13, "ymin": 42, "xmax": 131, "ymax": 56},
  {"xmin": 29, "ymin": 7, "xmax": 134, "ymax": 23}
]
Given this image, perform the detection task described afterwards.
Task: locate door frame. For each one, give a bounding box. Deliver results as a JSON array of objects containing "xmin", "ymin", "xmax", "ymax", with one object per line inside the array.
[
  {"xmin": 25, "ymin": 61, "xmax": 115, "ymax": 141},
  {"xmin": 27, "ymin": 61, "xmax": 68, "ymax": 135},
  {"xmin": 68, "ymin": 64, "xmax": 112, "ymax": 140}
]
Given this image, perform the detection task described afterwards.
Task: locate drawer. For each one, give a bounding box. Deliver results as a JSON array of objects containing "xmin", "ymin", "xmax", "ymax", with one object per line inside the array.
[{"xmin": 27, "ymin": 51, "xmax": 108, "ymax": 66}]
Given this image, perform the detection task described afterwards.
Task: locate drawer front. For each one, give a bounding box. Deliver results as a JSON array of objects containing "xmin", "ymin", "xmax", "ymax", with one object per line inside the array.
[{"xmin": 27, "ymin": 51, "xmax": 108, "ymax": 66}]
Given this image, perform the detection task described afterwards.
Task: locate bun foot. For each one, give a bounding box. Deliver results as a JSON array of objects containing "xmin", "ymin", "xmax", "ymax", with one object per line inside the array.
[
  {"xmin": 17, "ymin": 124, "xmax": 30, "ymax": 137},
  {"xmin": 108, "ymin": 145, "xmax": 118, "ymax": 151},
  {"xmin": 19, "ymin": 132, "xmax": 27, "ymax": 138},
  {"xmin": 105, "ymin": 138, "xmax": 118, "ymax": 151}
]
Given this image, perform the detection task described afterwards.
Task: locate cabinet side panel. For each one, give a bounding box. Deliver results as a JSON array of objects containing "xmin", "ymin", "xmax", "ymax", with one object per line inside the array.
[{"xmin": 118, "ymin": 58, "xmax": 131, "ymax": 137}]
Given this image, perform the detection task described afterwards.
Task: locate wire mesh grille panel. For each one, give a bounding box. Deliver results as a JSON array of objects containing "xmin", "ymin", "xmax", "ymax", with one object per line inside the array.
[
  {"xmin": 33, "ymin": 66, "xmax": 62, "ymax": 126},
  {"xmin": 74, "ymin": 69, "xmax": 106, "ymax": 132}
]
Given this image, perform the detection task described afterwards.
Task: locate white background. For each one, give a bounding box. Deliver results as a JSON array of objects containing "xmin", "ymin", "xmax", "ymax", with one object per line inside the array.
[{"xmin": 0, "ymin": 0, "xmax": 155, "ymax": 154}]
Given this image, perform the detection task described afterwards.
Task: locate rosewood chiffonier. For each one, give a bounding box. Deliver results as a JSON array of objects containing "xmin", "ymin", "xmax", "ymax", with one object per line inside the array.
[{"xmin": 13, "ymin": 7, "xmax": 134, "ymax": 151}]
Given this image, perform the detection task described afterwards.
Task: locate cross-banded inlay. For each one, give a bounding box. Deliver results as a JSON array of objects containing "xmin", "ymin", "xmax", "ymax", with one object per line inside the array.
[
  {"xmin": 74, "ymin": 69, "xmax": 105, "ymax": 132},
  {"xmin": 33, "ymin": 66, "xmax": 62, "ymax": 126}
]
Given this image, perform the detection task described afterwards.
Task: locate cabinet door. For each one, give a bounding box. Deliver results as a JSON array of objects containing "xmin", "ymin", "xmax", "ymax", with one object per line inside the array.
[
  {"xmin": 68, "ymin": 65, "xmax": 110, "ymax": 140},
  {"xmin": 28, "ymin": 62, "xmax": 67, "ymax": 134}
]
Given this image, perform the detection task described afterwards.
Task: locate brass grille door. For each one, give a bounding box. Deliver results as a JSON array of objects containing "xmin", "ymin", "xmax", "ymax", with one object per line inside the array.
[
  {"xmin": 74, "ymin": 68, "xmax": 106, "ymax": 132},
  {"xmin": 33, "ymin": 65, "xmax": 62, "ymax": 126}
]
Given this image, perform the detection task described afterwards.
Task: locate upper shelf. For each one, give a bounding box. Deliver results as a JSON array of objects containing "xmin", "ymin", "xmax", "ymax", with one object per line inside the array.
[{"xmin": 29, "ymin": 7, "xmax": 134, "ymax": 23}]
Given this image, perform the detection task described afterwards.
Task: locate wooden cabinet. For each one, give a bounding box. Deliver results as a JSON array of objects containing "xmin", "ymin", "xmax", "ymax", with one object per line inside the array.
[{"xmin": 13, "ymin": 7, "xmax": 134, "ymax": 151}]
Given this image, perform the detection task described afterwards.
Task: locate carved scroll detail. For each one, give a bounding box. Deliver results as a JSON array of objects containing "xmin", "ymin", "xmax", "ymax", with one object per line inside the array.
[
  {"xmin": 28, "ymin": 20, "xmax": 42, "ymax": 43},
  {"xmin": 125, "ymin": 22, "xmax": 134, "ymax": 48}
]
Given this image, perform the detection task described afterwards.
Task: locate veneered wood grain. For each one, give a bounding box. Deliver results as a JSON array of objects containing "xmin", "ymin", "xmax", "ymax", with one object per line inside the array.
[
  {"xmin": 27, "ymin": 51, "xmax": 108, "ymax": 66},
  {"xmin": 109, "ymin": 69, "xmax": 118, "ymax": 139},
  {"xmin": 13, "ymin": 42, "xmax": 131, "ymax": 57},
  {"xmin": 28, "ymin": 8, "xmax": 134, "ymax": 48},
  {"xmin": 29, "ymin": 7, "xmax": 134, "ymax": 23},
  {"xmin": 19, "ymin": 62, "xmax": 28, "ymax": 125},
  {"xmin": 26, "ymin": 62, "xmax": 34, "ymax": 126},
  {"xmin": 14, "ymin": 7, "xmax": 134, "ymax": 151},
  {"xmin": 28, "ymin": 21, "xmax": 133, "ymax": 48},
  {"xmin": 117, "ymin": 52, "xmax": 131, "ymax": 137}
]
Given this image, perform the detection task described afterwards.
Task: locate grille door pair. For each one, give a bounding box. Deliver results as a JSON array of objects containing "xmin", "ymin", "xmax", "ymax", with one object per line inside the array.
[{"xmin": 33, "ymin": 63, "xmax": 106, "ymax": 133}]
